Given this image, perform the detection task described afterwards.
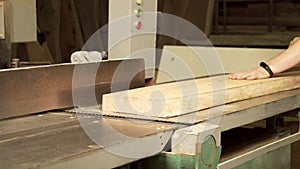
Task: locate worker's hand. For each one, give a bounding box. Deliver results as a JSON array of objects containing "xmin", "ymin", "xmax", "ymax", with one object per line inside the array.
[
  {"xmin": 229, "ymin": 67, "xmax": 270, "ymax": 80},
  {"xmin": 289, "ymin": 37, "xmax": 300, "ymax": 47}
]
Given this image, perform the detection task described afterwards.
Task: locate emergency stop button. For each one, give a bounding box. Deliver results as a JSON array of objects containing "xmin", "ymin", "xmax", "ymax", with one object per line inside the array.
[{"xmin": 136, "ymin": 21, "xmax": 143, "ymax": 30}]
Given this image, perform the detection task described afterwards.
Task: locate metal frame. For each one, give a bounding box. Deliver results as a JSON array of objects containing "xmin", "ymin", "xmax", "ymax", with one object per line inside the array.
[
  {"xmin": 44, "ymin": 130, "xmax": 175, "ymax": 169},
  {"xmin": 1, "ymin": 91, "xmax": 300, "ymax": 168},
  {"xmin": 137, "ymin": 91, "xmax": 300, "ymax": 169},
  {"xmin": 218, "ymin": 93, "xmax": 300, "ymax": 132},
  {"xmin": 176, "ymin": 96, "xmax": 300, "ymax": 168},
  {"xmin": 218, "ymin": 131, "xmax": 300, "ymax": 168},
  {"xmin": 216, "ymin": 95, "xmax": 300, "ymax": 168},
  {"xmin": 0, "ymin": 59, "xmax": 145, "ymax": 120},
  {"xmin": 0, "ymin": 112, "xmax": 179, "ymax": 169}
]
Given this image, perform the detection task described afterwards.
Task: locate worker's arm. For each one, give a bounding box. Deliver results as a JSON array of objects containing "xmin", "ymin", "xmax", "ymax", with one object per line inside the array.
[{"xmin": 230, "ymin": 37, "xmax": 300, "ymax": 80}]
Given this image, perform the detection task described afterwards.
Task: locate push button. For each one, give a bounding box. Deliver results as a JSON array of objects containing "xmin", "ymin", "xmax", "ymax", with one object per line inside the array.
[
  {"xmin": 136, "ymin": 0, "xmax": 143, "ymax": 5},
  {"xmin": 136, "ymin": 21, "xmax": 143, "ymax": 30},
  {"xmin": 135, "ymin": 9, "xmax": 143, "ymax": 17}
]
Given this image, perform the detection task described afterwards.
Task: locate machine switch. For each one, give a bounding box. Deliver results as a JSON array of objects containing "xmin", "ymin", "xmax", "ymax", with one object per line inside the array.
[
  {"xmin": 136, "ymin": 0, "xmax": 143, "ymax": 5},
  {"xmin": 135, "ymin": 21, "xmax": 143, "ymax": 30},
  {"xmin": 135, "ymin": 9, "xmax": 143, "ymax": 17}
]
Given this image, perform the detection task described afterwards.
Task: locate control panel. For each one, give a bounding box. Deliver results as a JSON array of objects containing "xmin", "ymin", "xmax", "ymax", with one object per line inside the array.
[
  {"xmin": 108, "ymin": 0, "xmax": 157, "ymax": 79},
  {"xmin": 10, "ymin": 0, "xmax": 37, "ymax": 43}
]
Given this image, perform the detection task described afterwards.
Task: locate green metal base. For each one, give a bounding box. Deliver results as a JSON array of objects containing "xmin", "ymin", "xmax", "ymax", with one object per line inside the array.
[
  {"xmin": 137, "ymin": 145, "xmax": 290, "ymax": 169},
  {"xmin": 138, "ymin": 151, "xmax": 222, "ymax": 169},
  {"xmin": 136, "ymin": 141, "xmax": 290, "ymax": 169},
  {"xmin": 138, "ymin": 136, "xmax": 222, "ymax": 169}
]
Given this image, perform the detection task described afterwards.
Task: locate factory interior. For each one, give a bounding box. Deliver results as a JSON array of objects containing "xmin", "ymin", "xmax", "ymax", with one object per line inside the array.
[{"xmin": 1, "ymin": 0, "xmax": 300, "ymax": 168}]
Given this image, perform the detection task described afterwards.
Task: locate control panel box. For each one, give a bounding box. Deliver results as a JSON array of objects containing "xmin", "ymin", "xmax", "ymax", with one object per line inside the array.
[
  {"xmin": 108, "ymin": 0, "xmax": 157, "ymax": 79},
  {"xmin": 10, "ymin": 0, "xmax": 37, "ymax": 43}
]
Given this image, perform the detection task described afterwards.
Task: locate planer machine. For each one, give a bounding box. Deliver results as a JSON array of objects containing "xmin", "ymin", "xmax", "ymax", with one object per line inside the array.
[{"xmin": 1, "ymin": 0, "xmax": 300, "ymax": 169}]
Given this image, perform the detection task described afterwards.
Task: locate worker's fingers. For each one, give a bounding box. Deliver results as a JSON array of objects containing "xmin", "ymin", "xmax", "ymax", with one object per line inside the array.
[
  {"xmin": 229, "ymin": 69, "xmax": 255, "ymax": 80},
  {"xmin": 238, "ymin": 74, "xmax": 252, "ymax": 80},
  {"xmin": 246, "ymin": 75, "xmax": 258, "ymax": 80},
  {"xmin": 229, "ymin": 73, "xmax": 239, "ymax": 80},
  {"xmin": 229, "ymin": 67, "xmax": 270, "ymax": 80},
  {"xmin": 289, "ymin": 37, "xmax": 300, "ymax": 47},
  {"xmin": 229, "ymin": 72, "xmax": 250, "ymax": 80},
  {"xmin": 229, "ymin": 73, "xmax": 241, "ymax": 80}
]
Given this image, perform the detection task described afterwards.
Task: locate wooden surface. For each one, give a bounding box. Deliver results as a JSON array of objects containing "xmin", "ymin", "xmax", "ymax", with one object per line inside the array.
[{"xmin": 103, "ymin": 71, "xmax": 300, "ymax": 118}]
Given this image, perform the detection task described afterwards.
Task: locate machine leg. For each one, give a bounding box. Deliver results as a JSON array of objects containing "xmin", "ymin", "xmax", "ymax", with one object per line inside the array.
[{"xmin": 137, "ymin": 123, "xmax": 222, "ymax": 169}]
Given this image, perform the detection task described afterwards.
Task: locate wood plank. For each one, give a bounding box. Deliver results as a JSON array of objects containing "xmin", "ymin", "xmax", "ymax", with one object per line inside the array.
[
  {"xmin": 93, "ymin": 88, "xmax": 300, "ymax": 124},
  {"xmin": 103, "ymin": 71, "xmax": 300, "ymax": 117}
]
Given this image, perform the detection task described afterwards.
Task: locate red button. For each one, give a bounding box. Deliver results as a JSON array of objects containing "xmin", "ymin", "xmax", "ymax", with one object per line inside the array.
[{"xmin": 136, "ymin": 21, "xmax": 142, "ymax": 30}]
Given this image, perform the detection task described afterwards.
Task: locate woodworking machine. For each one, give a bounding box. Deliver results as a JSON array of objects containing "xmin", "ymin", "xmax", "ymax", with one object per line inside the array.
[{"xmin": 1, "ymin": 0, "xmax": 300, "ymax": 169}]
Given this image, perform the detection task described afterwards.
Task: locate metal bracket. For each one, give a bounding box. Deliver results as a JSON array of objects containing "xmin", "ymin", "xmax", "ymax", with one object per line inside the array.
[
  {"xmin": 137, "ymin": 123, "xmax": 222, "ymax": 169},
  {"xmin": 172, "ymin": 122, "xmax": 221, "ymax": 155}
]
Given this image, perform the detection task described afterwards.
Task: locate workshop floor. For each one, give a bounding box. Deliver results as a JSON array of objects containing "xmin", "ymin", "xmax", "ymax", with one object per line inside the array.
[{"xmin": 292, "ymin": 141, "xmax": 300, "ymax": 169}]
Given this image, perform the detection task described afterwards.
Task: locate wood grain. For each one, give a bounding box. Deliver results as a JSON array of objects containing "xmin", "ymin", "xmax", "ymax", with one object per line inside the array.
[{"xmin": 103, "ymin": 71, "xmax": 300, "ymax": 118}]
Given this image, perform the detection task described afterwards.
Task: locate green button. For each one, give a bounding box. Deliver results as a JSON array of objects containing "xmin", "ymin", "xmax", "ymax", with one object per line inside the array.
[{"xmin": 136, "ymin": 9, "xmax": 143, "ymax": 17}]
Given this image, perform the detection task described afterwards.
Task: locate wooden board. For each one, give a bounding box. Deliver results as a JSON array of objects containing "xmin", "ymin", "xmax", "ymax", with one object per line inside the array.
[
  {"xmin": 88, "ymin": 88, "xmax": 300, "ymax": 124},
  {"xmin": 103, "ymin": 71, "xmax": 300, "ymax": 118}
]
